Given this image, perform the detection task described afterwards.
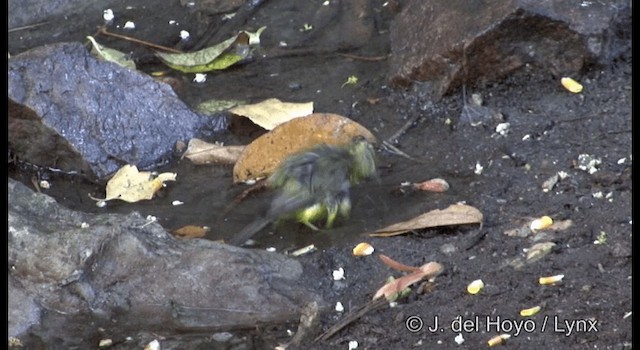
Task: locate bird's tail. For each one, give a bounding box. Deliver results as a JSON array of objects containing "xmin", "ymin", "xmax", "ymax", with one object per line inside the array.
[{"xmin": 227, "ymin": 217, "xmax": 273, "ymax": 246}]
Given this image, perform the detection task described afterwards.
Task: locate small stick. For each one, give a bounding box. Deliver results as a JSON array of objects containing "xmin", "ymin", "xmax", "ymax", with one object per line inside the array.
[
  {"xmin": 9, "ymin": 21, "xmax": 49, "ymax": 33},
  {"xmin": 337, "ymin": 53, "xmax": 390, "ymax": 61},
  {"xmin": 97, "ymin": 27, "xmax": 183, "ymax": 53},
  {"xmin": 314, "ymin": 298, "xmax": 388, "ymax": 342}
]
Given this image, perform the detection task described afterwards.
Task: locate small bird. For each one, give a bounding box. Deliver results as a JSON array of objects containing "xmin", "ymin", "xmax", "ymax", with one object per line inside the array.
[{"xmin": 229, "ymin": 136, "xmax": 377, "ymax": 246}]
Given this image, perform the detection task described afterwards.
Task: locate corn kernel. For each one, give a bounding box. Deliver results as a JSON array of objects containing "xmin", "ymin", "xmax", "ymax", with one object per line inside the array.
[
  {"xmin": 561, "ymin": 77, "xmax": 583, "ymax": 93},
  {"xmin": 467, "ymin": 279, "xmax": 484, "ymax": 294}
]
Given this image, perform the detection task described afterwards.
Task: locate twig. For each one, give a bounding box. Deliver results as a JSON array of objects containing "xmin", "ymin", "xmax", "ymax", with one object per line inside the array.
[
  {"xmin": 337, "ymin": 53, "xmax": 390, "ymax": 61},
  {"xmin": 386, "ymin": 114, "xmax": 423, "ymax": 143},
  {"xmin": 381, "ymin": 140, "xmax": 424, "ymax": 163},
  {"xmin": 9, "ymin": 21, "xmax": 49, "ymax": 33},
  {"xmin": 314, "ymin": 297, "xmax": 388, "ymax": 342},
  {"xmin": 217, "ymin": 180, "xmax": 268, "ymax": 222},
  {"xmin": 97, "ymin": 27, "xmax": 183, "ymax": 53}
]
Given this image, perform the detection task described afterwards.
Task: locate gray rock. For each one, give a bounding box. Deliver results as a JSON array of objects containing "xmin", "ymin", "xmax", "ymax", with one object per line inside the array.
[
  {"xmin": 389, "ymin": 0, "xmax": 631, "ymax": 97},
  {"xmin": 8, "ymin": 178, "xmax": 323, "ymax": 348},
  {"xmin": 8, "ymin": 42, "xmax": 213, "ymax": 179}
]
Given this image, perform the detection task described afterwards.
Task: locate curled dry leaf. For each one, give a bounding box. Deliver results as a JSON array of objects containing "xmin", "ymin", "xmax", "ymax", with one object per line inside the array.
[
  {"xmin": 183, "ymin": 138, "xmax": 245, "ymax": 165},
  {"xmin": 89, "ymin": 165, "xmax": 176, "ymax": 203},
  {"xmin": 233, "ymin": 113, "xmax": 376, "ymax": 183},
  {"xmin": 229, "ymin": 98, "xmax": 314, "ymax": 130},
  {"xmin": 373, "ymin": 260, "xmax": 444, "ymax": 301},
  {"xmin": 370, "ymin": 203, "xmax": 483, "ymax": 237},
  {"xmin": 412, "ymin": 178, "xmax": 450, "ymax": 192},
  {"xmin": 379, "ymin": 254, "xmax": 420, "ymax": 273}
]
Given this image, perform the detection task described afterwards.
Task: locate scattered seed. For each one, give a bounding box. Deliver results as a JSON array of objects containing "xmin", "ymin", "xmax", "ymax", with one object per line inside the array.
[
  {"xmin": 561, "ymin": 77, "xmax": 583, "ymax": 93},
  {"xmin": 193, "ymin": 73, "xmax": 207, "ymax": 83},
  {"xmin": 467, "ymin": 279, "xmax": 484, "ymax": 294},
  {"xmin": 520, "ymin": 305, "xmax": 542, "ymax": 317},
  {"xmin": 487, "ymin": 334, "xmax": 511, "ymax": 346},
  {"xmin": 539, "ymin": 274, "xmax": 564, "ymax": 285},
  {"xmin": 103, "ymin": 9, "xmax": 114, "ymax": 22},
  {"xmin": 290, "ymin": 244, "xmax": 316, "ymax": 257},
  {"xmin": 352, "ymin": 242, "xmax": 374, "ymax": 256},
  {"xmin": 333, "ymin": 267, "xmax": 345, "ymax": 280},
  {"xmin": 530, "ymin": 216, "xmax": 553, "ymax": 231}
]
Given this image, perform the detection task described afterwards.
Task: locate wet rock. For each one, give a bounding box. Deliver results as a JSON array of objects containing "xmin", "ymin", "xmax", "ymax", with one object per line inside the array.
[
  {"xmin": 8, "ymin": 0, "xmax": 118, "ymax": 29},
  {"xmin": 8, "ymin": 42, "xmax": 214, "ymax": 179},
  {"xmin": 389, "ymin": 0, "xmax": 631, "ymax": 97},
  {"xmin": 8, "ymin": 178, "xmax": 323, "ymax": 349}
]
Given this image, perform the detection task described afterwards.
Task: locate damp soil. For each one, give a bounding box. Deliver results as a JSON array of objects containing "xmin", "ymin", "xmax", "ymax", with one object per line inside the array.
[{"xmin": 8, "ymin": 0, "xmax": 632, "ymax": 349}]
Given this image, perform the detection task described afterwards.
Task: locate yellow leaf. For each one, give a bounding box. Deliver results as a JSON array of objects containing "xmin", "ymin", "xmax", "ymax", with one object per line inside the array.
[
  {"xmin": 95, "ymin": 165, "xmax": 177, "ymax": 203},
  {"xmin": 229, "ymin": 98, "xmax": 314, "ymax": 130}
]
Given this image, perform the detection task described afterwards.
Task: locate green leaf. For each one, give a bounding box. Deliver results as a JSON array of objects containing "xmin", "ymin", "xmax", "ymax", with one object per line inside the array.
[
  {"xmin": 156, "ymin": 27, "xmax": 267, "ymax": 73},
  {"xmin": 86, "ymin": 36, "xmax": 136, "ymax": 70},
  {"xmin": 195, "ymin": 99, "xmax": 246, "ymax": 115}
]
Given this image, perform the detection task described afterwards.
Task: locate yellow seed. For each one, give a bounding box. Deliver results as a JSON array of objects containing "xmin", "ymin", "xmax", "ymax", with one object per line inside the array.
[
  {"xmin": 487, "ymin": 334, "xmax": 511, "ymax": 346},
  {"xmin": 539, "ymin": 274, "xmax": 564, "ymax": 285},
  {"xmin": 352, "ymin": 242, "xmax": 374, "ymax": 256},
  {"xmin": 530, "ymin": 215, "xmax": 553, "ymax": 231},
  {"xmin": 467, "ymin": 279, "xmax": 484, "ymax": 294},
  {"xmin": 520, "ymin": 305, "xmax": 542, "ymax": 317},
  {"xmin": 561, "ymin": 77, "xmax": 583, "ymax": 93}
]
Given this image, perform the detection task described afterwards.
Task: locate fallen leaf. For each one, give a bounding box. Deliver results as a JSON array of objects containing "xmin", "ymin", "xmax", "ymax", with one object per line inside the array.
[
  {"xmin": 183, "ymin": 138, "xmax": 245, "ymax": 164},
  {"xmin": 156, "ymin": 27, "xmax": 266, "ymax": 73},
  {"xmin": 232, "ymin": 113, "xmax": 376, "ymax": 183},
  {"xmin": 412, "ymin": 178, "xmax": 450, "ymax": 192},
  {"xmin": 373, "ymin": 260, "xmax": 443, "ymax": 300},
  {"xmin": 195, "ymin": 99, "xmax": 246, "ymax": 115},
  {"xmin": 173, "ymin": 225, "xmax": 209, "ymax": 238},
  {"xmin": 87, "ymin": 36, "xmax": 136, "ymax": 69},
  {"xmin": 525, "ymin": 242, "xmax": 557, "ymax": 262},
  {"xmin": 229, "ymin": 98, "xmax": 314, "ymax": 130},
  {"xmin": 379, "ymin": 254, "xmax": 420, "ymax": 273},
  {"xmin": 370, "ymin": 204, "xmax": 483, "ymax": 237},
  {"xmin": 90, "ymin": 165, "xmax": 176, "ymax": 203}
]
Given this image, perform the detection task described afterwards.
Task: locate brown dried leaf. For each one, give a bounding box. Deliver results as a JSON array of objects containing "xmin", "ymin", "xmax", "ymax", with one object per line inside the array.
[
  {"xmin": 379, "ymin": 254, "xmax": 420, "ymax": 273},
  {"xmin": 373, "ymin": 261, "xmax": 444, "ymax": 300},
  {"xmin": 412, "ymin": 178, "xmax": 450, "ymax": 192},
  {"xmin": 183, "ymin": 138, "xmax": 245, "ymax": 165},
  {"xmin": 232, "ymin": 113, "xmax": 376, "ymax": 183},
  {"xmin": 370, "ymin": 203, "xmax": 483, "ymax": 237}
]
